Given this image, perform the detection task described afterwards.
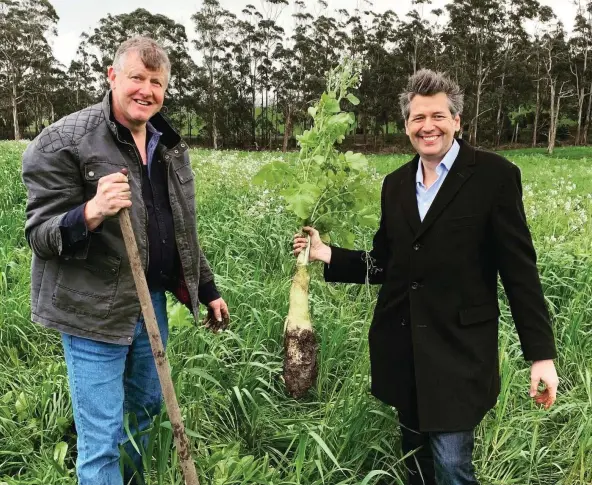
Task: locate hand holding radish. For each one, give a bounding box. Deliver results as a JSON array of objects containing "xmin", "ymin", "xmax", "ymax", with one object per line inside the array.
[
  {"xmin": 293, "ymin": 227, "xmax": 332, "ymax": 264},
  {"xmin": 530, "ymin": 359, "xmax": 559, "ymax": 409}
]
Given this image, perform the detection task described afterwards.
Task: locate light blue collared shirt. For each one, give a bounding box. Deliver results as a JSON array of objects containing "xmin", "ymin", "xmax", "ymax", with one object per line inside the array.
[{"xmin": 416, "ymin": 140, "xmax": 460, "ymax": 221}]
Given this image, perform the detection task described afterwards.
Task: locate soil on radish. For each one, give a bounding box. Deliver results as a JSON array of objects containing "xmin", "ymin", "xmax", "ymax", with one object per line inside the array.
[{"xmin": 283, "ymin": 327, "xmax": 318, "ymax": 398}]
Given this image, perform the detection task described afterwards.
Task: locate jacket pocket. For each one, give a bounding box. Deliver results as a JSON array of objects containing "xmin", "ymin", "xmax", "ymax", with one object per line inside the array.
[
  {"xmin": 52, "ymin": 253, "xmax": 120, "ymax": 318},
  {"xmin": 84, "ymin": 161, "xmax": 125, "ymax": 181},
  {"xmin": 83, "ymin": 161, "xmax": 127, "ymax": 199},
  {"xmin": 459, "ymin": 303, "xmax": 499, "ymax": 326},
  {"xmin": 448, "ymin": 215, "xmax": 477, "ymax": 228},
  {"xmin": 175, "ymin": 163, "xmax": 195, "ymax": 200}
]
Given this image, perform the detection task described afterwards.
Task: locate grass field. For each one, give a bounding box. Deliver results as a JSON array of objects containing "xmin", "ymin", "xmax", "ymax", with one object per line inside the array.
[{"xmin": 0, "ymin": 141, "xmax": 591, "ymax": 484}]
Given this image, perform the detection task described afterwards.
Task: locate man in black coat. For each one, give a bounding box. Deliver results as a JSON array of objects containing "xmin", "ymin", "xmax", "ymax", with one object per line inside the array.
[{"xmin": 293, "ymin": 70, "xmax": 558, "ymax": 485}]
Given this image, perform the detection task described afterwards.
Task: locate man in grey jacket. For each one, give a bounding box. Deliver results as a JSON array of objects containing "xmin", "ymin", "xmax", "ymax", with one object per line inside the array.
[{"xmin": 21, "ymin": 36, "xmax": 228, "ymax": 485}]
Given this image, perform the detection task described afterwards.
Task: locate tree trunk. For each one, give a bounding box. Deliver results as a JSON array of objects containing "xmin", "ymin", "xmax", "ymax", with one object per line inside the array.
[
  {"xmin": 282, "ymin": 105, "xmax": 293, "ymax": 153},
  {"xmin": 212, "ymin": 110, "xmax": 218, "ymax": 150},
  {"xmin": 470, "ymin": 58, "xmax": 484, "ymax": 146},
  {"xmin": 576, "ymin": 87, "xmax": 585, "ymax": 145},
  {"xmin": 12, "ymin": 80, "xmax": 21, "ymax": 141},
  {"xmin": 362, "ymin": 113, "xmax": 367, "ymax": 147},
  {"xmin": 251, "ymin": 75, "xmax": 257, "ymax": 146},
  {"xmin": 495, "ymin": 71, "xmax": 506, "ymax": 148},
  {"xmin": 583, "ymin": 81, "xmax": 592, "ymax": 144},
  {"xmin": 533, "ymin": 78, "xmax": 541, "ymax": 148},
  {"xmin": 548, "ymin": 82, "xmax": 557, "ymax": 155},
  {"xmin": 470, "ymin": 84, "xmax": 481, "ymax": 145}
]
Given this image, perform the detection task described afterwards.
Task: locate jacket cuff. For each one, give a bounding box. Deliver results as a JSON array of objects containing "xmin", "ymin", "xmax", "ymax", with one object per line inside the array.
[
  {"xmin": 323, "ymin": 246, "xmax": 351, "ymax": 282},
  {"xmin": 523, "ymin": 343, "xmax": 557, "ymax": 362},
  {"xmin": 59, "ymin": 203, "xmax": 103, "ymax": 246},
  {"xmin": 198, "ymin": 280, "xmax": 220, "ymax": 305}
]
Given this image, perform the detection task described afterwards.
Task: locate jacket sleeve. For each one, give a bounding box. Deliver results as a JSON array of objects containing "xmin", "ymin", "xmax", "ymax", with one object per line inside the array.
[
  {"xmin": 324, "ymin": 176, "xmax": 389, "ymax": 285},
  {"xmin": 22, "ymin": 135, "xmax": 89, "ymax": 261},
  {"xmin": 197, "ymin": 249, "xmax": 216, "ymax": 286},
  {"xmin": 492, "ymin": 165, "xmax": 557, "ymax": 361}
]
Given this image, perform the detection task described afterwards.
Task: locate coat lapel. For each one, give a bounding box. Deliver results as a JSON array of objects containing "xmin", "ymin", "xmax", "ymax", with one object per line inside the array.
[
  {"xmin": 400, "ymin": 155, "xmax": 422, "ymax": 235},
  {"xmin": 415, "ymin": 140, "xmax": 476, "ymax": 239}
]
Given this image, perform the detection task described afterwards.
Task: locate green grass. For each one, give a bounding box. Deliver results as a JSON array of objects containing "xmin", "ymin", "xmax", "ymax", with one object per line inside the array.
[{"xmin": 0, "ymin": 142, "xmax": 591, "ymax": 484}]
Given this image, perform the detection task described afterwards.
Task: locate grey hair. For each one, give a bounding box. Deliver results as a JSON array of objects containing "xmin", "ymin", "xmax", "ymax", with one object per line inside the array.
[
  {"xmin": 113, "ymin": 36, "xmax": 171, "ymax": 84},
  {"xmin": 399, "ymin": 69, "xmax": 464, "ymax": 120}
]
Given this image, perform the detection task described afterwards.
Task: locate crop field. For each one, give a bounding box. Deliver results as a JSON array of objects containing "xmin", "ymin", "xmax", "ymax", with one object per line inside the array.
[{"xmin": 0, "ymin": 140, "xmax": 591, "ymax": 484}]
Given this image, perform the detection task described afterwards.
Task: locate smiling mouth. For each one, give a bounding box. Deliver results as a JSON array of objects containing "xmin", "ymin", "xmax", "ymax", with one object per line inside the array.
[
  {"xmin": 420, "ymin": 135, "xmax": 441, "ymax": 142},
  {"xmin": 134, "ymin": 99, "xmax": 152, "ymax": 106}
]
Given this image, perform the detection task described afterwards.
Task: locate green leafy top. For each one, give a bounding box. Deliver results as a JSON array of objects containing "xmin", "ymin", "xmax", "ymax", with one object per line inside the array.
[{"xmin": 253, "ymin": 58, "xmax": 377, "ymax": 248}]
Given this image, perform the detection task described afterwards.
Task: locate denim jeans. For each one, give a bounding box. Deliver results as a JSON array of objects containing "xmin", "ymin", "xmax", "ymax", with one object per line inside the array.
[
  {"xmin": 62, "ymin": 291, "xmax": 168, "ymax": 485},
  {"xmin": 399, "ymin": 411, "xmax": 479, "ymax": 485}
]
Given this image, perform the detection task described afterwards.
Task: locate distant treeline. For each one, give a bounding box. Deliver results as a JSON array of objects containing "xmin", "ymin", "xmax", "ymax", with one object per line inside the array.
[{"xmin": 1, "ymin": 0, "xmax": 591, "ymax": 154}]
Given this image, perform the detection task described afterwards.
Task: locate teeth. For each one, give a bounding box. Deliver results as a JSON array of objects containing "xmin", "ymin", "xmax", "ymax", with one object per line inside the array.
[
  {"xmin": 135, "ymin": 100, "xmax": 149, "ymax": 106},
  {"xmin": 423, "ymin": 136, "xmax": 438, "ymax": 141}
]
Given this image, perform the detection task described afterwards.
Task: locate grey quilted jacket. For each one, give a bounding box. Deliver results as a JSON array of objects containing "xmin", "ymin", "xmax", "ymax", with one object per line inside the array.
[{"xmin": 21, "ymin": 93, "xmax": 214, "ymax": 344}]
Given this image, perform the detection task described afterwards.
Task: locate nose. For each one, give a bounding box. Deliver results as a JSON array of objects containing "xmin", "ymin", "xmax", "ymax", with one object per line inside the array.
[
  {"xmin": 422, "ymin": 118, "xmax": 434, "ymax": 132},
  {"xmin": 138, "ymin": 80, "xmax": 152, "ymax": 96}
]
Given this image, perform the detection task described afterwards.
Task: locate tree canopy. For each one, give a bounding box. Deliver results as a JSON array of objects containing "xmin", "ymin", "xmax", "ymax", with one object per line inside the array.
[{"xmin": 0, "ymin": 0, "xmax": 590, "ymax": 155}]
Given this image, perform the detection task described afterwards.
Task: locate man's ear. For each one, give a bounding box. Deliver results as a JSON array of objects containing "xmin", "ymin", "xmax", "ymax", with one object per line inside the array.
[
  {"xmin": 453, "ymin": 114, "xmax": 461, "ymax": 132},
  {"xmin": 107, "ymin": 66, "xmax": 116, "ymax": 89}
]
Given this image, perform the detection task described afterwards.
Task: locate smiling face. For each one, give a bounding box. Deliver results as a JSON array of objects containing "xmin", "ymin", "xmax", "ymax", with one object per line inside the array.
[
  {"xmin": 107, "ymin": 50, "xmax": 167, "ymax": 131},
  {"xmin": 405, "ymin": 92, "xmax": 461, "ymax": 163}
]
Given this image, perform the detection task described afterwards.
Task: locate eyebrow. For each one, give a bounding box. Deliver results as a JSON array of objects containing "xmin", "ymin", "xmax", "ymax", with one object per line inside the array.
[{"xmin": 411, "ymin": 111, "xmax": 446, "ymax": 117}]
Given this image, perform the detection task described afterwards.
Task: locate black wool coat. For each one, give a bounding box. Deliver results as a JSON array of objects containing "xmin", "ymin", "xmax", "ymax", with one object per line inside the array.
[{"xmin": 324, "ymin": 139, "xmax": 557, "ymax": 432}]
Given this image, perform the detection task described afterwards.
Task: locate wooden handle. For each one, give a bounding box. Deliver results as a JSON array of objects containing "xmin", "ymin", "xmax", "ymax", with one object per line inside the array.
[{"xmin": 119, "ymin": 207, "xmax": 200, "ymax": 485}]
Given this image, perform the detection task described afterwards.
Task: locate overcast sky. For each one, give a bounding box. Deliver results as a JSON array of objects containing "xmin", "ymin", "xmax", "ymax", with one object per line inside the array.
[{"xmin": 49, "ymin": 0, "xmax": 577, "ymax": 68}]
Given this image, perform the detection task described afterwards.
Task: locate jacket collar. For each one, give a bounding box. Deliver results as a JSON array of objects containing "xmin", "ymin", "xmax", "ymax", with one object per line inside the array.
[{"xmin": 401, "ymin": 138, "xmax": 476, "ymax": 239}]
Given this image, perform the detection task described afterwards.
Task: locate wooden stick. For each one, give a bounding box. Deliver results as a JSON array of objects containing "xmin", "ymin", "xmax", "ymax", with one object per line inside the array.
[{"xmin": 119, "ymin": 207, "xmax": 200, "ymax": 485}]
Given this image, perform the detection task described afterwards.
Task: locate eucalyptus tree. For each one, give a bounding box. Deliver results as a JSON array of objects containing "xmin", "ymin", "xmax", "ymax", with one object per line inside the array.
[
  {"xmin": 67, "ymin": 34, "xmax": 101, "ymax": 111},
  {"xmin": 492, "ymin": 0, "xmax": 548, "ymax": 147},
  {"xmin": 569, "ymin": 1, "xmax": 592, "ymax": 144},
  {"xmin": 359, "ymin": 10, "xmax": 401, "ymax": 148},
  {"xmin": 0, "ymin": 0, "xmax": 58, "ymax": 140},
  {"xmin": 256, "ymin": 0, "xmax": 288, "ymax": 148},
  {"xmin": 193, "ymin": 0, "xmax": 236, "ymax": 148},
  {"xmin": 444, "ymin": 0, "xmax": 503, "ymax": 145},
  {"xmin": 396, "ymin": 0, "xmax": 435, "ymax": 75},
  {"xmin": 235, "ymin": 4, "xmax": 264, "ymax": 145},
  {"xmin": 541, "ymin": 21, "xmax": 572, "ymax": 154},
  {"xmin": 273, "ymin": 1, "xmax": 316, "ymax": 152}
]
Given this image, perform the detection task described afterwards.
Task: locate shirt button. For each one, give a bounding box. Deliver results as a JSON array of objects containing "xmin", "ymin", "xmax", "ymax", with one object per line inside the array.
[
  {"xmin": 127, "ymin": 337, "xmax": 132, "ymax": 342},
  {"xmin": 88, "ymin": 171, "xmax": 94, "ymax": 177},
  {"xmin": 413, "ymin": 243, "xmax": 421, "ymax": 251},
  {"xmin": 411, "ymin": 282, "xmax": 419, "ymax": 290},
  {"xmin": 401, "ymin": 318, "xmax": 407, "ymax": 326},
  {"xmin": 162, "ymin": 239, "xmax": 166, "ymax": 244}
]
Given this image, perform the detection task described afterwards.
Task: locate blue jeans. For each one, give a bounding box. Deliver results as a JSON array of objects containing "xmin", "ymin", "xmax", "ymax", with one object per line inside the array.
[
  {"xmin": 62, "ymin": 291, "xmax": 168, "ymax": 485},
  {"xmin": 400, "ymin": 413, "xmax": 478, "ymax": 485}
]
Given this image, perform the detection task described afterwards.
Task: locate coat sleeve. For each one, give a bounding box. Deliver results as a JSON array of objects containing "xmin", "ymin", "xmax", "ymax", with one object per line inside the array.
[
  {"xmin": 492, "ymin": 165, "xmax": 557, "ymax": 361},
  {"xmin": 324, "ymin": 176, "xmax": 389, "ymax": 285},
  {"xmin": 22, "ymin": 135, "xmax": 89, "ymax": 261}
]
